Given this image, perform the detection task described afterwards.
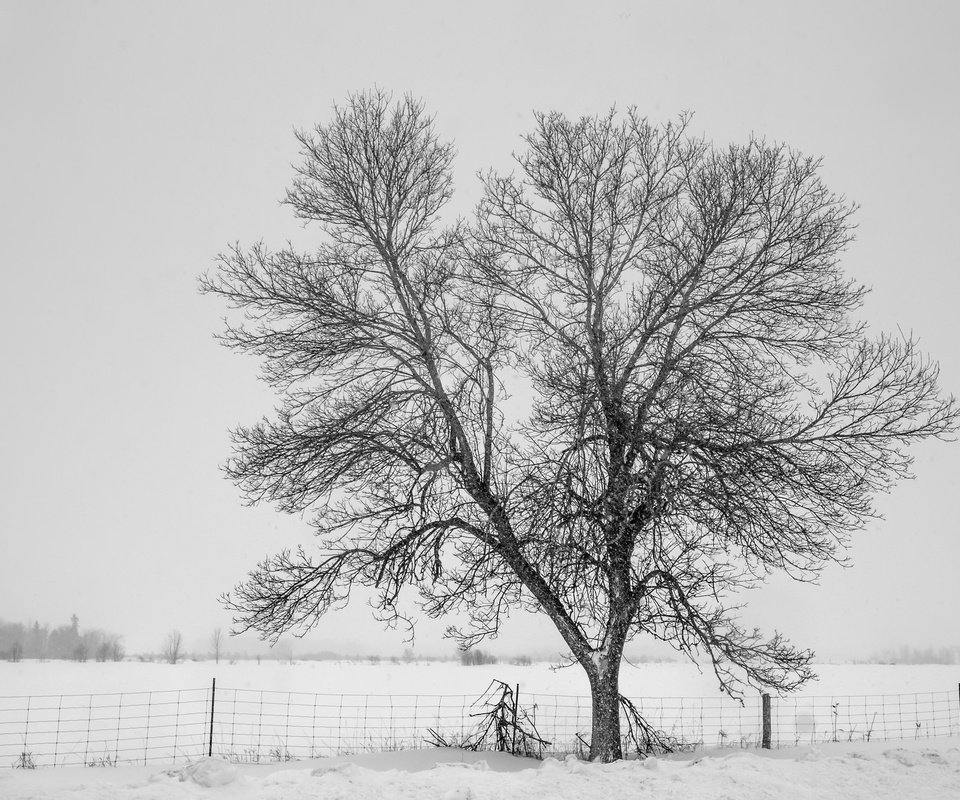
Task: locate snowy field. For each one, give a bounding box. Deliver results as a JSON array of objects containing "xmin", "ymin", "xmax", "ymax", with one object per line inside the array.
[
  {"xmin": 1, "ymin": 661, "xmax": 958, "ymax": 798},
  {"xmin": 2, "ymin": 740, "xmax": 960, "ymax": 799},
  {"xmin": 3, "ymin": 657, "xmax": 957, "ymax": 698}
]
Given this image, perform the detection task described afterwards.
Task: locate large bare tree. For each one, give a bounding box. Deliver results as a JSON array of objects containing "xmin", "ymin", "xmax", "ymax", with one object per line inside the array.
[{"xmin": 201, "ymin": 91, "xmax": 956, "ymax": 761}]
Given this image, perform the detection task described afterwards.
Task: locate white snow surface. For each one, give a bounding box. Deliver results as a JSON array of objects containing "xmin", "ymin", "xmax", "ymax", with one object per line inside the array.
[
  {"xmin": 3, "ymin": 661, "xmax": 958, "ymax": 797},
  {"xmin": 2, "ymin": 740, "xmax": 960, "ymax": 799},
  {"xmin": 2, "ymin": 658, "xmax": 956, "ymax": 698}
]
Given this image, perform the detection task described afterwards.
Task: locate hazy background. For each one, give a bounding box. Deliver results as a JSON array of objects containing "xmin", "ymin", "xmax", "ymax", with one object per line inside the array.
[{"xmin": 1, "ymin": 0, "xmax": 957, "ymax": 661}]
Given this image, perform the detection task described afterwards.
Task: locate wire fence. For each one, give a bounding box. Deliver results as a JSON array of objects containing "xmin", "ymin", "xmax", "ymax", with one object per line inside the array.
[
  {"xmin": 2, "ymin": 681, "xmax": 958, "ymax": 768},
  {"xmin": 0, "ymin": 687, "xmax": 210, "ymax": 768}
]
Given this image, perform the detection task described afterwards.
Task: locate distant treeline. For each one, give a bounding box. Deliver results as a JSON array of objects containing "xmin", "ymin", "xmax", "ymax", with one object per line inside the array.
[
  {"xmin": 861, "ymin": 645, "xmax": 960, "ymax": 665},
  {"xmin": 0, "ymin": 616, "xmax": 123, "ymax": 662}
]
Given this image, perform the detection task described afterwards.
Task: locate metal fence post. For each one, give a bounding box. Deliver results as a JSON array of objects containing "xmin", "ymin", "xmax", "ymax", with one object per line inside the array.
[
  {"xmin": 24, "ymin": 695, "xmax": 31, "ymax": 765},
  {"xmin": 115, "ymin": 693, "xmax": 123, "ymax": 761},
  {"xmin": 144, "ymin": 692, "xmax": 152, "ymax": 765},
  {"xmin": 84, "ymin": 694, "xmax": 93, "ymax": 765},
  {"xmin": 173, "ymin": 691, "xmax": 181, "ymax": 763},
  {"xmin": 761, "ymin": 693, "xmax": 772, "ymax": 749},
  {"xmin": 208, "ymin": 678, "xmax": 216, "ymax": 758},
  {"xmin": 54, "ymin": 695, "xmax": 62, "ymax": 767},
  {"xmin": 513, "ymin": 685, "xmax": 521, "ymax": 753}
]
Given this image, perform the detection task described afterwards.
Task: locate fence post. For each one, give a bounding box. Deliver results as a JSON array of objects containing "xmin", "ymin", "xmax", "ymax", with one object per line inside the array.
[
  {"xmin": 144, "ymin": 692, "xmax": 152, "ymax": 765},
  {"xmin": 24, "ymin": 695, "xmax": 31, "ymax": 764},
  {"xmin": 54, "ymin": 695, "xmax": 62, "ymax": 767},
  {"xmin": 84, "ymin": 694, "xmax": 93, "ymax": 765},
  {"xmin": 512, "ymin": 685, "xmax": 520, "ymax": 753},
  {"xmin": 208, "ymin": 678, "xmax": 216, "ymax": 758},
  {"xmin": 761, "ymin": 693, "xmax": 771, "ymax": 749},
  {"xmin": 115, "ymin": 693, "xmax": 123, "ymax": 762}
]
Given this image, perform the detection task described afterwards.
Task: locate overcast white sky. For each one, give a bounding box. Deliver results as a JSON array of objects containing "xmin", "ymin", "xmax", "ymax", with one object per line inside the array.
[{"xmin": 1, "ymin": 0, "xmax": 958, "ymax": 661}]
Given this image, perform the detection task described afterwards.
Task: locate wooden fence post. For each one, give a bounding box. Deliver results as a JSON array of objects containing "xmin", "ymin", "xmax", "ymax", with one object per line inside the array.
[{"xmin": 761, "ymin": 693, "xmax": 771, "ymax": 749}]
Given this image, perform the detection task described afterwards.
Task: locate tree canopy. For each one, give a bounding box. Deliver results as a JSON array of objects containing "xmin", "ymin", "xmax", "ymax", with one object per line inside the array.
[{"xmin": 202, "ymin": 91, "xmax": 956, "ymax": 760}]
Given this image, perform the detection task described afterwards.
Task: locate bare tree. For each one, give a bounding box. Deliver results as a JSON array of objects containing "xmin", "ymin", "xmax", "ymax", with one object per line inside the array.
[
  {"xmin": 110, "ymin": 638, "xmax": 124, "ymax": 662},
  {"xmin": 95, "ymin": 640, "xmax": 111, "ymax": 663},
  {"xmin": 163, "ymin": 630, "xmax": 183, "ymax": 665},
  {"xmin": 211, "ymin": 627, "xmax": 224, "ymax": 664},
  {"xmin": 201, "ymin": 91, "xmax": 957, "ymax": 761}
]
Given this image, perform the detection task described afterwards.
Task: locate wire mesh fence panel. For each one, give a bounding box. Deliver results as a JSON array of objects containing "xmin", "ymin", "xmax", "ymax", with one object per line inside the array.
[
  {"xmin": 0, "ymin": 688, "xmax": 211, "ymax": 768},
  {"xmin": 210, "ymin": 690, "xmax": 488, "ymax": 762},
  {"xmin": 622, "ymin": 694, "xmax": 762, "ymax": 752},
  {"xmin": 770, "ymin": 691, "xmax": 960, "ymax": 747},
  {"xmin": 525, "ymin": 693, "xmax": 591, "ymax": 754},
  {"xmin": 3, "ymin": 684, "xmax": 958, "ymax": 768}
]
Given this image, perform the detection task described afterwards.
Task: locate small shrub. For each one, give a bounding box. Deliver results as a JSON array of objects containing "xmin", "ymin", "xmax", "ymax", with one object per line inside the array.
[
  {"xmin": 268, "ymin": 747, "xmax": 296, "ymax": 762},
  {"xmin": 426, "ymin": 679, "xmax": 551, "ymax": 759},
  {"xmin": 424, "ymin": 728, "xmax": 476, "ymax": 749},
  {"xmin": 225, "ymin": 747, "xmax": 261, "ymax": 763},
  {"xmin": 87, "ymin": 750, "xmax": 118, "ymax": 767},
  {"xmin": 14, "ymin": 750, "xmax": 36, "ymax": 769}
]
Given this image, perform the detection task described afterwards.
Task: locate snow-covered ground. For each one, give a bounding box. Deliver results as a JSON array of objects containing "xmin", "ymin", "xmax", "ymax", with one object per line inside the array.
[
  {"xmin": 2, "ymin": 740, "xmax": 959, "ymax": 799},
  {"xmin": 3, "ymin": 657, "xmax": 956, "ymax": 697}
]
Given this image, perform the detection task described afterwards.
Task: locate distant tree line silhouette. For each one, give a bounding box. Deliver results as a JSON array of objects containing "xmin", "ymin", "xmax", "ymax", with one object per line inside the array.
[
  {"xmin": 864, "ymin": 645, "xmax": 960, "ymax": 665},
  {"xmin": 0, "ymin": 615, "xmax": 123, "ymax": 662},
  {"xmin": 459, "ymin": 648, "xmax": 498, "ymax": 666}
]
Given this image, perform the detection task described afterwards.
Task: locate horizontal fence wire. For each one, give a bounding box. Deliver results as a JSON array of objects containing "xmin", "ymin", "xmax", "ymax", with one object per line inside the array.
[{"xmin": 1, "ymin": 684, "xmax": 957, "ymax": 768}]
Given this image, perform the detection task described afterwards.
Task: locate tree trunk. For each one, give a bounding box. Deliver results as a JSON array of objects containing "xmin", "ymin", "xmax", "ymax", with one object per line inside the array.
[{"xmin": 588, "ymin": 654, "xmax": 623, "ymax": 762}]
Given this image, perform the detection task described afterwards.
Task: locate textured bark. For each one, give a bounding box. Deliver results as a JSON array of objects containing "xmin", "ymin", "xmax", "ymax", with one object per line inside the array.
[{"xmin": 587, "ymin": 652, "xmax": 623, "ymax": 762}]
